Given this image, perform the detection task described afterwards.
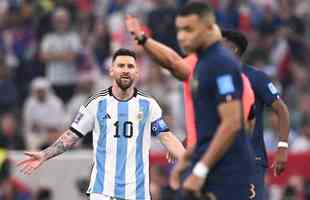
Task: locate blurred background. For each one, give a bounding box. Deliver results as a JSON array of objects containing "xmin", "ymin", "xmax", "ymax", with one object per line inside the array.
[{"xmin": 0, "ymin": 0, "xmax": 309, "ymax": 199}]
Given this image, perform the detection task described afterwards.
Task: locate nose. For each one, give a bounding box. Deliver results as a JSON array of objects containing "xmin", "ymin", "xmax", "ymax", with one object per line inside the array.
[{"xmin": 123, "ymin": 66, "xmax": 130, "ymax": 73}]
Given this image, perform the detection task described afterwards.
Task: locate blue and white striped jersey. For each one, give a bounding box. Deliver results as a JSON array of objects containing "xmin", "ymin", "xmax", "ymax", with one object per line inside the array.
[{"xmin": 70, "ymin": 87, "xmax": 169, "ymax": 200}]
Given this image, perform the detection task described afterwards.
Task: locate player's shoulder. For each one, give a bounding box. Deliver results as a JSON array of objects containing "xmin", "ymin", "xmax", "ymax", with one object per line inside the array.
[
  {"xmin": 243, "ymin": 64, "xmax": 271, "ymax": 81},
  {"xmin": 208, "ymin": 44, "xmax": 241, "ymax": 72},
  {"xmin": 83, "ymin": 88, "xmax": 110, "ymax": 107},
  {"xmin": 136, "ymin": 88, "xmax": 160, "ymax": 105}
]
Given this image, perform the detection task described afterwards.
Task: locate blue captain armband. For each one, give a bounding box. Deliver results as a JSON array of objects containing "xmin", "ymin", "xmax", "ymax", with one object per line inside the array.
[{"xmin": 151, "ymin": 117, "xmax": 169, "ymax": 136}]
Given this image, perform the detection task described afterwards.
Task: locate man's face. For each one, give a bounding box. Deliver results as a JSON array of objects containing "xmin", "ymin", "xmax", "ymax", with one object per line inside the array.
[
  {"xmin": 35, "ymin": 89, "xmax": 47, "ymax": 102},
  {"xmin": 110, "ymin": 55, "xmax": 138, "ymax": 91},
  {"xmin": 53, "ymin": 12, "xmax": 69, "ymax": 32},
  {"xmin": 222, "ymin": 38, "xmax": 239, "ymax": 56},
  {"xmin": 176, "ymin": 14, "xmax": 207, "ymax": 53}
]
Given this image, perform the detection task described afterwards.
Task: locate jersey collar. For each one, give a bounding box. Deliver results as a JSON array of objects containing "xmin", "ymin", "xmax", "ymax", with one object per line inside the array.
[{"xmin": 108, "ymin": 86, "xmax": 138, "ymax": 102}]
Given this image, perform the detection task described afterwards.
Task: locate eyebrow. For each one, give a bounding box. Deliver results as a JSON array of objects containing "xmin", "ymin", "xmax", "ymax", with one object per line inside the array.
[
  {"xmin": 177, "ymin": 25, "xmax": 192, "ymax": 31},
  {"xmin": 116, "ymin": 63, "xmax": 135, "ymax": 67}
]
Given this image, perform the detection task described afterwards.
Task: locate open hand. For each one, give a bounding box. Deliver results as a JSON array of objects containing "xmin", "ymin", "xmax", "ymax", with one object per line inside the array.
[
  {"xmin": 272, "ymin": 147, "xmax": 288, "ymax": 176},
  {"xmin": 16, "ymin": 151, "xmax": 45, "ymax": 175},
  {"xmin": 125, "ymin": 15, "xmax": 144, "ymax": 39}
]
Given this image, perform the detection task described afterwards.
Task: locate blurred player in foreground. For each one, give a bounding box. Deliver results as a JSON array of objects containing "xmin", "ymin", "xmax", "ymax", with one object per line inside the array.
[
  {"xmin": 127, "ymin": 2, "xmax": 255, "ymax": 200},
  {"xmin": 17, "ymin": 48, "xmax": 185, "ymax": 200},
  {"xmin": 222, "ymin": 29, "xmax": 290, "ymax": 200}
]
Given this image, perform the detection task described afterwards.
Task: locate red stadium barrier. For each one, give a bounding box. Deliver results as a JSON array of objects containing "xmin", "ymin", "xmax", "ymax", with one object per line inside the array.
[
  {"xmin": 150, "ymin": 151, "xmax": 310, "ymax": 186},
  {"xmin": 267, "ymin": 151, "xmax": 310, "ymax": 186}
]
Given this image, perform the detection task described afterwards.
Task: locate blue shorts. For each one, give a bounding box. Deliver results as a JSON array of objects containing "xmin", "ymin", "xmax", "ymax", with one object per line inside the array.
[
  {"xmin": 177, "ymin": 183, "xmax": 256, "ymax": 200},
  {"xmin": 178, "ymin": 166, "xmax": 256, "ymax": 200},
  {"xmin": 252, "ymin": 165, "xmax": 267, "ymax": 200}
]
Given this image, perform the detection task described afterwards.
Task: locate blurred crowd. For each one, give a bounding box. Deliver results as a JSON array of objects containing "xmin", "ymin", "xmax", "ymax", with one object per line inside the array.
[{"xmin": 0, "ymin": 0, "xmax": 309, "ymax": 199}]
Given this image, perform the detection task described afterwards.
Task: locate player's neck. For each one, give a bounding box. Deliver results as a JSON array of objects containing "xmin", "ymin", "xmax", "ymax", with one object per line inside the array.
[
  {"xmin": 202, "ymin": 25, "xmax": 222, "ymax": 50},
  {"xmin": 111, "ymin": 84, "xmax": 135, "ymax": 101}
]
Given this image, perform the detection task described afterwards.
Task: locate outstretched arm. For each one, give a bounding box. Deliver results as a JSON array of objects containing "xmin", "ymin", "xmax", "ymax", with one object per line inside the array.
[
  {"xmin": 125, "ymin": 15, "xmax": 191, "ymax": 81},
  {"xmin": 17, "ymin": 130, "xmax": 80, "ymax": 175},
  {"xmin": 42, "ymin": 130, "xmax": 80, "ymax": 161}
]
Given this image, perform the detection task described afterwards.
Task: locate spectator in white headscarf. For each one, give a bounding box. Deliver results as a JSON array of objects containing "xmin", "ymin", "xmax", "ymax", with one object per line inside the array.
[{"xmin": 23, "ymin": 77, "xmax": 66, "ymax": 150}]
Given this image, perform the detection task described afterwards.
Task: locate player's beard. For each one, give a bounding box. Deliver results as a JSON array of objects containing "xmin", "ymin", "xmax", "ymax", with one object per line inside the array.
[{"xmin": 116, "ymin": 76, "xmax": 134, "ymax": 91}]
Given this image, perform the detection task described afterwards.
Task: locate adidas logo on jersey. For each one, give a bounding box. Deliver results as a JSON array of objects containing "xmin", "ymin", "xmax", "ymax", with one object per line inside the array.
[{"xmin": 103, "ymin": 113, "xmax": 111, "ymax": 119}]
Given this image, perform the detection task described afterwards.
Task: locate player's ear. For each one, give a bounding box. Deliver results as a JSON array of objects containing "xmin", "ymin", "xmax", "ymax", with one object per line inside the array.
[
  {"xmin": 109, "ymin": 65, "xmax": 114, "ymax": 77},
  {"xmin": 234, "ymin": 47, "xmax": 239, "ymax": 55}
]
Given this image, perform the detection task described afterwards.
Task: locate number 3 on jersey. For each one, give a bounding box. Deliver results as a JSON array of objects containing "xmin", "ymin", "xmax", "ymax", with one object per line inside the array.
[
  {"xmin": 113, "ymin": 121, "xmax": 133, "ymax": 138},
  {"xmin": 249, "ymin": 184, "xmax": 256, "ymax": 199}
]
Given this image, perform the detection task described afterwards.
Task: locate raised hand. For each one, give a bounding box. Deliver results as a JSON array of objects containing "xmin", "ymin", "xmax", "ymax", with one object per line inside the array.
[
  {"xmin": 17, "ymin": 151, "xmax": 45, "ymax": 175},
  {"xmin": 125, "ymin": 15, "xmax": 144, "ymax": 39}
]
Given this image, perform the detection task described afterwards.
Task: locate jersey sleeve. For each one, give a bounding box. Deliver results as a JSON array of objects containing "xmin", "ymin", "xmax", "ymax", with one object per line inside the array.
[
  {"xmin": 70, "ymin": 105, "xmax": 94, "ymax": 137},
  {"xmin": 254, "ymin": 71, "xmax": 280, "ymax": 106},
  {"xmin": 150, "ymin": 100, "xmax": 170, "ymax": 137},
  {"xmin": 213, "ymin": 70, "xmax": 243, "ymax": 104}
]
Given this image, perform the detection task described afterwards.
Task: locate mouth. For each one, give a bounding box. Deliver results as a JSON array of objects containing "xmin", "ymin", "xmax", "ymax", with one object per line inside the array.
[{"xmin": 120, "ymin": 76, "xmax": 130, "ymax": 80}]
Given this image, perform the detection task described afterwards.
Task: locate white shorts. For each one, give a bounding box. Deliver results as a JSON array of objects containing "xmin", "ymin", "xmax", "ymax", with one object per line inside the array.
[{"xmin": 89, "ymin": 193, "xmax": 119, "ymax": 200}]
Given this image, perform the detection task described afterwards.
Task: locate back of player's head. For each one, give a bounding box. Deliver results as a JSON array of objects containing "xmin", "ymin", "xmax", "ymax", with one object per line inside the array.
[
  {"xmin": 178, "ymin": 2, "xmax": 215, "ymax": 23},
  {"xmin": 221, "ymin": 30, "xmax": 248, "ymax": 56},
  {"xmin": 112, "ymin": 48, "xmax": 136, "ymax": 62}
]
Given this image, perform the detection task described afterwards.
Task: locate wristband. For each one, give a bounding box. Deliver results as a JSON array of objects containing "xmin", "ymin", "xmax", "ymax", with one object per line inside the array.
[
  {"xmin": 278, "ymin": 141, "xmax": 288, "ymax": 148},
  {"xmin": 135, "ymin": 33, "xmax": 148, "ymax": 45},
  {"xmin": 193, "ymin": 162, "xmax": 209, "ymax": 178}
]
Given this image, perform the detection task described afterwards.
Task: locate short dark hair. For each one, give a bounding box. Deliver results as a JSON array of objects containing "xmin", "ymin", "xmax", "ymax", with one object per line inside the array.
[
  {"xmin": 221, "ymin": 30, "xmax": 248, "ymax": 56},
  {"xmin": 178, "ymin": 2, "xmax": 214, "ymax": 20},
  {"xmin": 112, "ymin": 48, "xmax": 136, "ymax": 62}
]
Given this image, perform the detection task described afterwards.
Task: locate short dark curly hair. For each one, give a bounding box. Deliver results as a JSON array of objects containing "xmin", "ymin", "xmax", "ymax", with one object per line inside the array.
[{"xmin": 221, "ymin": 30, "xmax": 248, "ymax": 56}]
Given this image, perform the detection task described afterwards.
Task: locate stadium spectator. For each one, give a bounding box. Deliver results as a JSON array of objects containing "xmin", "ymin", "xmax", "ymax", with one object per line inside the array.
[
  {"xmin": 67, "ymin": 73, "xmax": 95, "ymax": 122},
  {"xmin": 40, "ymin": 7, "xmax": 81, "ymax": 103},
  {"xmin": 0, "ymin": 149, "xmax": 32, "ymax": 200},
  {"xmin": 23, "ymin": 77, "xmax": 66, "ymax": 150},
  {"xmin": 0, "ymin": 57, "xmax": 18, "ymax": 114},
  {"xmin": 0, "ymin": 112, "xmax": 25, "ymax": 150},
  {"xmin": 88, "ymin": 19, "xmax": 111, "ymax": 74},
  {"xmin": 291, "ymin": 113, "xmax": 310, "ymax": 152}
]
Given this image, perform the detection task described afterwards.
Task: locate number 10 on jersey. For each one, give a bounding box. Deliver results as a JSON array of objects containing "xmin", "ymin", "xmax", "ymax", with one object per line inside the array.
[{"xmin": 113, "ymin": 121, "xmax": 134, "ymax": 138}]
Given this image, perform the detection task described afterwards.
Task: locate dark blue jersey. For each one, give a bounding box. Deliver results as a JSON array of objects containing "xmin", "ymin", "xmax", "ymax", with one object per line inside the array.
[
  {"xmin": 190, "ymin": 42, "xmax": 255, "ymax": 184},
  {"xmin": 243, "ymin": 65, "xmax": 280, "ymax": 168}
]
